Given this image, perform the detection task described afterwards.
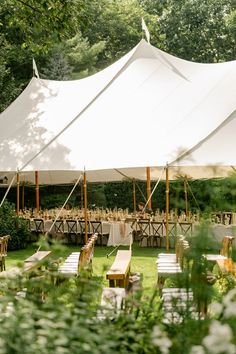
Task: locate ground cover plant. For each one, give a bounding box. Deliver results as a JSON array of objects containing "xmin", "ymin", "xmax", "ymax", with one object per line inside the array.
[
  {"xmin": 0, "ymin": 201, "xmax": 30, "ymax": 250},
  {"xmin": 1, "ymin": 230, "xmax": 235, "ymax": 353}
]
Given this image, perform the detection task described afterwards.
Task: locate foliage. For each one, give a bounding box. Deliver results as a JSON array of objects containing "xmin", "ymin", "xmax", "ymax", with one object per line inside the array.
[
  {"xmin": 0, "ymin": 35, "xmax": 22, "ymax": 112},
  {"xmin": 1, "ymin": 174, "xmax": 236, "ymax": 215},
  {"xmin": 156, "ymin": 0, "xmax": 236, "ymax": 62},
  {"xmin": 0, "ymin": 0, "xmax": 80, "ymax": 110},
  {"xmin": 0, "ymin": 201, "xmax": 29, "ymax": 250},
  {"xmin": 78, "ymin": 0, "xmax": 157, "ymax": 65},
  {"xmin": 0, "ymin": 248, "xmax": 236, "ymax": 354},
  {"xmin": 2, "ymin": 0, "xmax": 236, "ymax": 112},
  {"xmin": 40, "ymin": 33, "xmax": 106, "ymax": 80},
  {"xmin": 104, "ymin": 181, "xmax": 134, "ymax": 210},
  {"xmin": 0, "ymin": 0, "xmax": 79, "ymax": 53}
]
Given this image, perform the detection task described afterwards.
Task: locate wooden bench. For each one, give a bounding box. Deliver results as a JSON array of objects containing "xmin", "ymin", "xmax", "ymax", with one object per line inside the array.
[
  {"xmin": 0, "ymin": 235, "xmax": 10, "ymax": 271},
  {"xmin": 0, "ymin": 250, "xmax": 51, "ymax": 279},
  {"xmin": 0, "ymin": 250, "xmax": 52, "ymax": 299},
  {"xmin": 216, "ymin": 258, "xmax": 236, "ymax": 276},
  {"xmin": 23, "ymin": 250, "xmax": 52, "ymax": 273},
  {"xmin": 204, "ymin": 235, "xmax": 234, "ymax": 262},
  {"xmin": 58, "ymin": 234, "xmax": 98, "ymax": 276},
  {"xmin": 161, "ymin": 288, "xmax": 198, "ymax": 323},
  {"xmin": 98, "ymin": 287, "xmax": 126, "ymax": 320},
  {"xmin": 156, "ymin": 235, "xmax": 190, "ymax": 292},
  {"xmin": 106, "ymin": 250, "xmax": 132, "ymax": 288}
]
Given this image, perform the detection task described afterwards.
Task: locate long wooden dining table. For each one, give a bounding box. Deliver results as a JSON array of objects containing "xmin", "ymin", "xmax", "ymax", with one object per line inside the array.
[
  {"xmin": 27, "ymin": 217, "xmax": 236, "ymax": 249},
  {"xmin": 29, "ymin": 218, "xmax": 133, "ymax": 247}
]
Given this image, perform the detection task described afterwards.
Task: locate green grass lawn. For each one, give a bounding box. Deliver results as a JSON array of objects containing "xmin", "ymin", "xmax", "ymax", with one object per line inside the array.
[{"xmin": 5, "ymin": 242, "xmax": 168, "ymax": 294}]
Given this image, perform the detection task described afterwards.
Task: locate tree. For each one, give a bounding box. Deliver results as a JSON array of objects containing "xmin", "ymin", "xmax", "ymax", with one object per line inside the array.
[
  {"xmin": 0, "ymin": 0, "xmax": 80, "ymax": 111},
  {"xmin": 155, "ymin": 0, "xmax": 236, "ymax": 62},
  {"xmin": 78, "ymin": 0, "xmax": 158, "ymax": 67},
  {"xmin": 0, "ymin": 35, "xmax": 22, "ymax": 112},
  {"xmin": 40, "ymin": 33, "xmax": 106, "ymax": 80},
  {"xmin": 0, "ymin": 0, "xmax": 79, "ymax": 53}
]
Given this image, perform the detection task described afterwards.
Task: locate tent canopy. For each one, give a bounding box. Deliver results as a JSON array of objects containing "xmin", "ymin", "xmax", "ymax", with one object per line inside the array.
[{"xmin": 1, "ymin": 39, "xmax": 236, "ymax": 184}]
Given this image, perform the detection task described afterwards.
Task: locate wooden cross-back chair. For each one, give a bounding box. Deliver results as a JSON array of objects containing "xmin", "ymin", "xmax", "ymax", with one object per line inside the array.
[
  {"xmin": 53, "ymin": 219, "xmax": 64, "ymax": 234},
  {"xmin": 178, "ymin": 222, "xmax": 193, "ymax": 237},
  {"xmin": 78, "ymin": 220, "xmax": 92, "ymax": 244},
  {"xmin": 89, "ymin": 221, "xmax": 102, "ymax": 244},
  {"xmin": 150, "ymin": 221, "xmax": 163, "ymax": 247},
  {"xmin": 32, "ymin": 218, "xmax": 44, "ymax": 235},
  {"xmin": 90, "ymin": 221, "xmax": 109, "ymax": 246},
  {"xmin": 52, "ymin": 219, "xmax": 65, "ymax": 242},
  {"xmin": 164, "ymin": 221, "xmax": 176, "ymax": 238},
  {"xmin": 65, "ymin": 219, "xmax": 78, "ymax": 244},
  {"xmin": 137, "ymin": 220, "xmax": 151, "ymax": 246}
]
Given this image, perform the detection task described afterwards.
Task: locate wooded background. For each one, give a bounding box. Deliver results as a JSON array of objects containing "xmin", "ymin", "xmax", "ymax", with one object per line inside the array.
[{"xmin": 1, "ymin": 0, "xmax": 236, "ymax": 212}]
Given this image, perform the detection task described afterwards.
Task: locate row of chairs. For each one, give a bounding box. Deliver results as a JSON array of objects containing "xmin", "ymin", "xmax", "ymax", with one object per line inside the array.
[
  {"xmin": 133, "ymin": 220, "xmax": 192, "ymax": 247},
  {"xmin": 29, "ymin": 219, "xmax": 109, "ymax": 245}
]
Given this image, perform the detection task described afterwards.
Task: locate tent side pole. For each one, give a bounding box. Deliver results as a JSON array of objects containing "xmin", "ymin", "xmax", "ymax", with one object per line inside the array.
[
  {"xmin": 83, "ymin": 171, "xmax": 88, "ymax": 243},
  {"xmin": 22, "ymin": 181, "xmax": 25, "ymax": 210},
  {"xmin": 184, "ymin": 177, "xmax": 188, "ymax": 218},
  {"xmin": 133, "ymin": 179, "xmax": 136, "ymax": 212},
  {"xmin": 80, "ymin": 181, "xmax": 83, "ymax": 208},
  {"xmin": 16, "ymin": 173, "xmax": 20, "ymax": 216},
  {"xmin": 146, "ymin": 167, "xmax": 152, "ymax": 210},
  {"xmin": 35, "ymin": 171, "xmax": 40, "ymax": 214},
  {"xmin": 165, "ymin": 165, "xmax": 169, "ymax": 252}
]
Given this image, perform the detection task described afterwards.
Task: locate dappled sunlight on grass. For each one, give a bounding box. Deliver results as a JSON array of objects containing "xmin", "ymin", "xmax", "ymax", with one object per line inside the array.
[{"xmin": 6, "ymin": 242, "xmax": 161, "ymax": 294}]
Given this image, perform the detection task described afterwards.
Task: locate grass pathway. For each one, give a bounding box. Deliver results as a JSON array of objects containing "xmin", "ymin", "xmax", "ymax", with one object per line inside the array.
[{"xmin": 5, "ymin": 242, "xmax": 170, "ymax": 294}]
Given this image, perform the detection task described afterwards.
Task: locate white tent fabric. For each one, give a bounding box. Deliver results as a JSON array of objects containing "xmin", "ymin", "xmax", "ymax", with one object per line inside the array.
[{"xmin": 1, "ymin": 39, "xmax": 236, "ymax": 184}]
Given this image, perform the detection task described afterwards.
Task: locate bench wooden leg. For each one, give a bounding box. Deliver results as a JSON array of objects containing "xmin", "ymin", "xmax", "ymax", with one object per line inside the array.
[
  {"xmin": 109, "ymin": 279, "xmax": 115, "ymax": 287},
  {"xmin": 117, "ymin": 279, "xmax": 123, "ymax": 287},
  {"xmin": 157, "ymin": 275, "xmax": 165, "ymax": 295},
  {"xmin": 125, "ymin": 277, "xmax": 128, "ymax": 288}
]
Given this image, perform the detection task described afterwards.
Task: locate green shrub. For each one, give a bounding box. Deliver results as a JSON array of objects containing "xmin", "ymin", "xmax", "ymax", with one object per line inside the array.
[
  {"xmin": 0, "ymin": 245, "xmax": 236, "ymax": 354},
  {"xmin": 0, "ymin": 201, "xmax": 30, "ymax": 250}
]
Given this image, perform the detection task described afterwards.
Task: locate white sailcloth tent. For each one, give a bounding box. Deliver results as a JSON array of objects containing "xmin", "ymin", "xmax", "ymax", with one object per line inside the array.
[{"xmin": 1, "ymin": 39, "xmax": 236, "ymax": 185}]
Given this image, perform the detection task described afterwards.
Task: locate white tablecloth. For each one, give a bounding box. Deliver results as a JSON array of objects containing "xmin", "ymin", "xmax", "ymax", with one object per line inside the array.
[{"xmin": 105, "ymin": 222, "xmax": 132, "ymax": 247}]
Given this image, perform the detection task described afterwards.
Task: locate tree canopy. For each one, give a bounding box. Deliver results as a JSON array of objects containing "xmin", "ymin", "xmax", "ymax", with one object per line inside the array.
[{"xmin": 1, "ymin": 0, "xmax": 236, "ymax": 112}]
